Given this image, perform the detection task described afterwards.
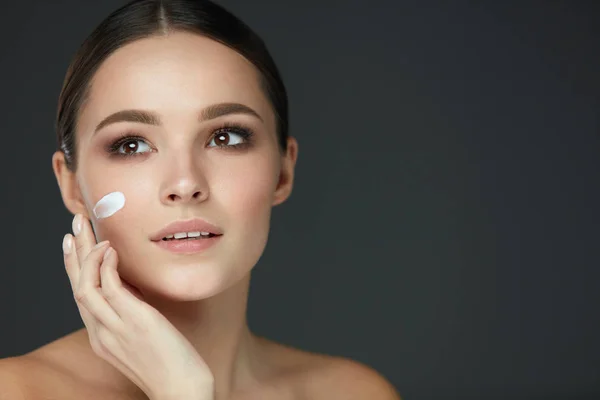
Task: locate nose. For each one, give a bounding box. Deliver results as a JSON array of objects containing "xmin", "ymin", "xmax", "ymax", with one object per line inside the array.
[
  {"xmin": 159, "ymin": 156, "xmax": 209, "ymax": 206},
  {"xmin": 165, "ymin": 185, "xmax": 205, "ymax": 203}
]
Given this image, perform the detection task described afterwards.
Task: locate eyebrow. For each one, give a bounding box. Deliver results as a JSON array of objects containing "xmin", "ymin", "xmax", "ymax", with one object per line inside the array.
[{"xmin": 93, "ymin": 102, "xmax": 263, "ymax": 134}]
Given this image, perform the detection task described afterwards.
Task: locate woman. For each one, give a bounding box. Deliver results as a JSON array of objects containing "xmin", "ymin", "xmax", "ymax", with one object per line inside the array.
[{"xmin": 0, "ymin": 0, "xmax": 401, "ymax": 399}]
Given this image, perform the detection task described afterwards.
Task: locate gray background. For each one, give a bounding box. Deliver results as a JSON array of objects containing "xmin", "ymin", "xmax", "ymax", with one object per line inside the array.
[{"xmin": 1, "ymin": 1, "xmax": 598, "ymax": 399}]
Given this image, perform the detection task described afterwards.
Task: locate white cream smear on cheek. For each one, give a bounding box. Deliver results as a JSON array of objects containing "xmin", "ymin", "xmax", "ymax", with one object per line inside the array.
[{"xmin": 93, "ymin": 191, "xmax": 126, "ymax": 219}]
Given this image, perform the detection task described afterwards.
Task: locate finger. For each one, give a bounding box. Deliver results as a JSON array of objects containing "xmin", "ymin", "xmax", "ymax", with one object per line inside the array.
[
  {"xmin": 72, "ymin": 213, "xmax": 96, "ymax": 270},
  {"xmin": 75, "ymin": 241, "xmax": 124, "ymax": 332},
  {"xmin": 63, "ymin": 234, "xmax": 79, "ymax": 289},
  {"xmin": 100, "ymin": 247, "xmax": 146, "ymax": 319},
  {"xmin": 79, "ymin": 240, "xmax": 110, "ymax": 290},
  {"xmin": 63, "ymin": 233, "xmax": 103, "ymax": 330}
]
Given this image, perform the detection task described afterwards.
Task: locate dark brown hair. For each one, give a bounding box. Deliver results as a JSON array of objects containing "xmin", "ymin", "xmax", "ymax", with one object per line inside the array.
[{"xmin": 56, "ymin": 0, "xmax": 288, "ymax": 171}]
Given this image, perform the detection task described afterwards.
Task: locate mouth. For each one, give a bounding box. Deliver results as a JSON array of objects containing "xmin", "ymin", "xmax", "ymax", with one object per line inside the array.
[
  {"xmin": 160, "ymin": 233, "xmax": 221, "ymax": 241},
  {"xmin": 150, "ymin": 218, "xmax": 224, "ymax": 242},
  {"xmin": 153, "ymin": 233, "xmax": 223, "ymax": 254}
]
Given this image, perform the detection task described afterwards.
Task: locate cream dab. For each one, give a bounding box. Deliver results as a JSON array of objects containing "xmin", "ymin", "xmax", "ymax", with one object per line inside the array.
[{"xmin": 93, "ymin": 191, "xmax": 125, "ymax": 219}]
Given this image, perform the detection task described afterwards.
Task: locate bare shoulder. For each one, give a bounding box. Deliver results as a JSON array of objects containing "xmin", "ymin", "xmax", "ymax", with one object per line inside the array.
[
  {"xmin": 259, "ymin": 338, "xmax": 401, "ymax": 400},
  {"xmin": 0, "ymin": 347, "xmax": 125, "ymax": 400},
  {"xmin": 0, "ymin": 355, "xmax": 38, "ymax": 399},
  {"xmin": 304, "ymin": 356, "xmax": 402, "ymax": 400}
]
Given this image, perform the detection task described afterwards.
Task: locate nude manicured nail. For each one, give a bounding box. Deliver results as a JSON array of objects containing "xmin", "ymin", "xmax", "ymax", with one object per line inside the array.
[
  {"xmin": 103, "ymin": 247, "xmax": 113, "ymax": 261},
  {"xmin": 62, "ymin": 234, "xmax": 73, "ymax": 254},
  {"xmin": 72, "ymin": 214, "xmax": 82, "ymax": 236},
  {"xmin": 95, "ymin": 240, "xmax": 110, "ymax": 250}
]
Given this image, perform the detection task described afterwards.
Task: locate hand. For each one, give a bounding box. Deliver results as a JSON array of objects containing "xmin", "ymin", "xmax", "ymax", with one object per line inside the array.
[{"xmin": 62, "ymin": 214, "xmax": 215, "ymax": 400}]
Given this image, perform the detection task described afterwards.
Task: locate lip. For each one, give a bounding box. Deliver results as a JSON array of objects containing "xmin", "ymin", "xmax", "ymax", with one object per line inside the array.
[
  {"xmin": 150, "ymin": 218, "xmax": 223, "ymax": 241},
  {"xmin": 153, "ymin": 234, "xmax": 222, "ymax": 254}
]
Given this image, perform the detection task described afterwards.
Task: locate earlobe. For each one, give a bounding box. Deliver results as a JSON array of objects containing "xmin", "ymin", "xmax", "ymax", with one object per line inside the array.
[{"xmin": 51, "ymin": 151, "xmax": 89, "ymax": 217}]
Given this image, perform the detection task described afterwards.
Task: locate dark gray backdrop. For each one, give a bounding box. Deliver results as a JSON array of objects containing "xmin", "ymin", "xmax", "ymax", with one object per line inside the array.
[{"xmin": 0, "ymin": 1, "xmax": 598, "ymax": 399}]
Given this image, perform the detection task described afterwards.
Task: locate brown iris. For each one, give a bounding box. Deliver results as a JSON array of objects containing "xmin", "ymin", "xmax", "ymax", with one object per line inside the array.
[
  {"xmin": 213, "ymin": 132, "xmax": 230, "ymax": 146},
  {"xmin": 122, "ymin": 140, "xmax": 139, "ymax": 154}
]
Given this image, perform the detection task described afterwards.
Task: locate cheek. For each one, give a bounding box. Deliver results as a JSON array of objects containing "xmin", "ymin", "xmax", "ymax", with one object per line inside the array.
[
  {"xmin": 216, "ymin": 162, "xmax": 277, "ymax": 221},
  {"xmin": 81, "ymin": 173, "xmax": 152, "ymax": 247},
  {"xmin": 211, "ymin": 159, "xmax": 277, "ymax": 274}
]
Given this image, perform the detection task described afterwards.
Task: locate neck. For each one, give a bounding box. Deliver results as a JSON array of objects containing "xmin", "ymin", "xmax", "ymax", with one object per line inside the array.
[{"xmin": 143, "ymin": 273, "xmax": 262, "ymax": 398}]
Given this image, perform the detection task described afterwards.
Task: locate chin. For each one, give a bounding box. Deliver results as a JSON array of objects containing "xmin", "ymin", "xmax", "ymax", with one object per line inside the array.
[{"xmin": 123, "ymin": 255, "xmax": 251, "ymax": 302}]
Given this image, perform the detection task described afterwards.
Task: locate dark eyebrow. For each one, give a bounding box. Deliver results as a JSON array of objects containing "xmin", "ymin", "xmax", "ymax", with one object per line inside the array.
[{"xmin": 93, "ymin": 102, "xmax": 263, "ymax": 134}]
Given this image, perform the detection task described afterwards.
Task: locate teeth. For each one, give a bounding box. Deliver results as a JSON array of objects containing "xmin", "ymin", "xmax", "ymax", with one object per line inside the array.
[{"xmin": 163, "ymin": 231, "xmax": 212, "ymax": 240}]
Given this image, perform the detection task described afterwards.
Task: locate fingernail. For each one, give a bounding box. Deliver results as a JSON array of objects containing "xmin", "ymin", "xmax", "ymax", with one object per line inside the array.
[
  {"xmin": 62, "ymin": 234, "xmax": 73, "ymax": 254},
  {"xmin": 103, "ymin": 247, "xmax": 113, "ymax": 261},
  {"xmin": 72, "ymin": 214, "xmax": 82, "ymax": 236},
  {"xmin": 95, "ymin": 240, "xmax": 110, "ymax": 249}
]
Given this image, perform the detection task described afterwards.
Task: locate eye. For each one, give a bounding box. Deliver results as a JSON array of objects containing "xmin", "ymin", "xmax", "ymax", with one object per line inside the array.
[
  {"xmin": 207, "ymin": 128, "xmax": 252, "ymax": 149},
  {"xmin": 113, "ymin": 137, "xmax": 152, "ymax": 156}
]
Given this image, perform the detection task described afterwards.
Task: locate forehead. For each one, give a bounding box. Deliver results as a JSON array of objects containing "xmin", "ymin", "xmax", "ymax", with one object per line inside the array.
[{"xmin": 79, "ymin": 31, "xmax": 274, "ymax": 134}]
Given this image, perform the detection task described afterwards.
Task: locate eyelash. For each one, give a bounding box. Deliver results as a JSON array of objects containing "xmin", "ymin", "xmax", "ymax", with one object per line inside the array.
[{"xmin": 105, "ymin": 122, "xmax": 255, "ymax": 157}]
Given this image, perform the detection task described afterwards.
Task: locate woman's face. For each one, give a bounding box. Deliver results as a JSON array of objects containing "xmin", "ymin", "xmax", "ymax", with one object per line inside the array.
[{"xmin": 67, "ymin": 32, "xmax": 290, "ymax": 300}]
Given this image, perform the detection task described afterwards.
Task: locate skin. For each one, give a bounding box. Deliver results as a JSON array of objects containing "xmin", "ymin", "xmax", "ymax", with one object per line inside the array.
[
  {"xmin": 0, "ymin": 31, "xmax": 401, "ymax": 400},
  {"xmin": 53, "ymin": 30, "xmax": 297, "ymax": 398}
]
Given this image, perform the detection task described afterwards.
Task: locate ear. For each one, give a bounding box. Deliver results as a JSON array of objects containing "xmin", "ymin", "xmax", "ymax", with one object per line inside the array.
[
  {"xmin": 272, "ymin": 136, "xmax": 298, "ymax": 207},
  {"xmin": 51, "ymin": 151, "xmax": 91, "ymax": 218}
]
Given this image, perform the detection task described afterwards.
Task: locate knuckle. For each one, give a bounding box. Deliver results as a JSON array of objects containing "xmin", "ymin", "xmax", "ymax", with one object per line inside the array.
[
  {"xmin": 75, "ymin": 240, "xmax": 85, "ymax": 253},
  {"xmin": 103, "ymin": 286, "xmax": 118, "ymax": 302},
  {"xmin": 74, "ymin": 289, "xmax": 88, "ymax": 303},
  {"xmin": 82, "ymin": 252, "xmax": 95, "ymax": 265}
]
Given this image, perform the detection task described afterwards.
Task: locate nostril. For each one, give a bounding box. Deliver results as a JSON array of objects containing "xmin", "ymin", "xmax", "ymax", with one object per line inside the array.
[{"xmin": 166, "ymin": 191, "xmax": 203, "ymax": 202}]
